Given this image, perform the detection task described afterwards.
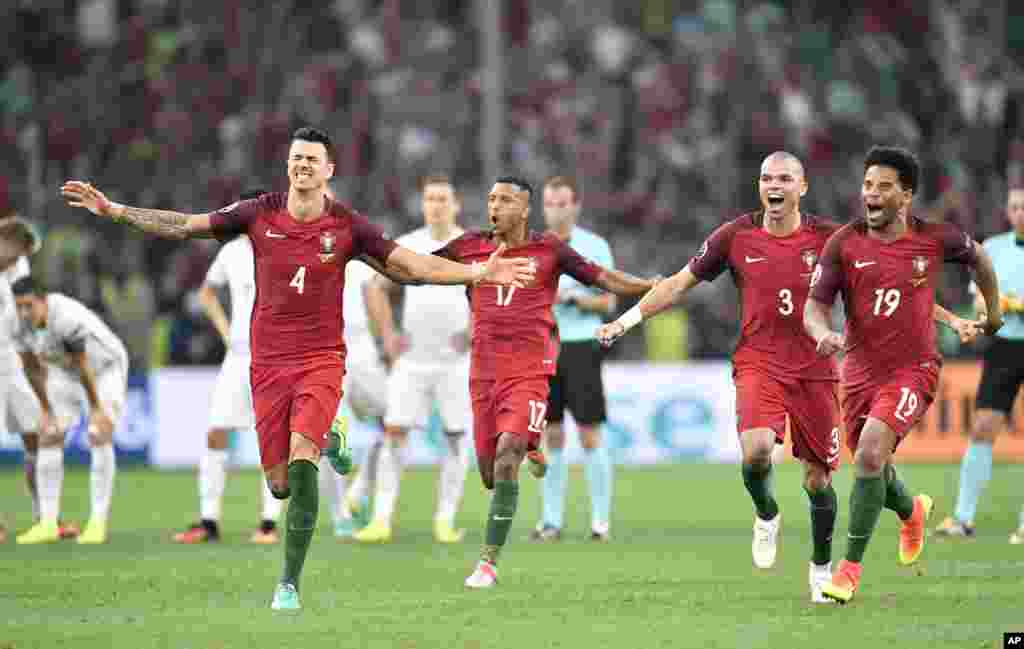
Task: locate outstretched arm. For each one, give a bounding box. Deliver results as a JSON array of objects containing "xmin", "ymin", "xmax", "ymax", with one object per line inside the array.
[
  {"xmin": 61, "ymin": 181, "xmax": 215, "ymax": 239},
  {"xmin": 384, "ymin": 244, "xmax": 533, "ymax": 287},
  {"xmin": 594, "ymin": 265, "xmax": 698, "ymax": 346},
  {"xmin": 593, "ymin": 268, "xmax": 660, "ymax": 299}
]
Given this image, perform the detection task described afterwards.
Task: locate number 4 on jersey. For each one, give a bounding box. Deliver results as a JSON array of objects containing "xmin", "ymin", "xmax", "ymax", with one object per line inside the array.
[{"xmin": 290, "ymin": 266, "xmax": 306, "ymax": 294}]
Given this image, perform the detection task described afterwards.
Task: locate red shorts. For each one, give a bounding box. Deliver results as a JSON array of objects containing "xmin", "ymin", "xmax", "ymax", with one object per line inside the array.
[
  {"xmin": 250, "ymin": 359, "xmax": 344, "ymax": 470},
  {"xmin": 734, "ymin": 369, "xmax": 842, "ymax": 471},
  {"xmin": 470, "ymin": 376, "xmax": 550, "ymax": 464},
  {"xmin": 842, "ymin": 361, "xmax": 940, "ymax": 453}
]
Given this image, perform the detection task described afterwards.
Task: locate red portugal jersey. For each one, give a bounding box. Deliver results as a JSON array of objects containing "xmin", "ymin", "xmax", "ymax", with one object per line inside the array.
[
  {"xmin": 209, "ymin": 192, "xmax": 397, "ymax": 366},
  {"xmin": 688, "ymin": 212, "xmax": 840, "ymax": 381},
  {"xmin": 809, "ymin": 216, "xmax": 977, "ymax": 386},
  {"xmin": 435, "ymin": 230, "xmax": 603, "ymax": 381}
]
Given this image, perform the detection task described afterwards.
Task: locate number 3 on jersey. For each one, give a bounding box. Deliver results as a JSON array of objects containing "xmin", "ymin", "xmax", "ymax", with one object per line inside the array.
[
  {"xmin": 290, "ymin": 266, "xmax": 307, "ymax": 294},
  {"xmin": 778, "ymin": 289, "xmax": 794, "ymax": 316}
]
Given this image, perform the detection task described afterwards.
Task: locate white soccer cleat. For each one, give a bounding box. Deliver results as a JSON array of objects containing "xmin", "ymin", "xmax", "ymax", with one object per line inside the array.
[
  {"xmin": 752, "ymin": 513, "xmax": 781, "ymax": 569},
  {"xmin": 1010, "ymin": 527, "xmax": 1024, "ymax": 545},
  {"xmin": 464, "ymin": 560, "xmax": 498, "ymax": 589},
  {"xmin": 809, "ymin": 561, "xmax": 834, "ymax": 604}
]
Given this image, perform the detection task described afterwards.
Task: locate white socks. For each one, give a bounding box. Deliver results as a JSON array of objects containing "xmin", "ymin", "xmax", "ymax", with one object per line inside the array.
[
  {"xmin": 24, "ymin": 451, "xmax": 39, "ymax": 520},
  {"xmin": 435, "ymin": 434, "xmax": 469, "ymax": 526},
  {"xmin": 372, "ymin": 442, "xmax": 402, "ymax": 525},
  {"xmin": 36, "ymin": 446, "xmax": 64, "ymax": 524},
  {"xmin": 318, "ymin": 456, "xmax": 349, "ymax": 523},
  {"xmin": 199, "ymin": 448, "xmax": 228, "ymax": 521},
  {"xmin": 261, "ymin": 474, "xmax": 284, "ymax": 522},
  {"xmin": 89, "ymin": 443, "xmax": 116, "ymax": 523}
]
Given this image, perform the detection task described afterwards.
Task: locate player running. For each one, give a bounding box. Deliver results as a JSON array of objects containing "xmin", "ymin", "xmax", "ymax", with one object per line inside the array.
[
  {"xmin": 432, "ymin": 176, "xmax": 659, "ymax": 589},
  {"xmin": 804, "ymin": 146, "xmax": 1002, "ymax": 604},
  {"xmin": 358, "ymin": 175, "xmax": 471, "ymax": 544},
  {"xmin": 596, "ymin": 152, "xmax": 981, "ymax": 602},
  {"xmin": 12, "ymin": 277, "xmax": 130, "ymax": 546},
  {"xmin": 60, "ymin": 127, "xmax": 534, "ymax": 609}
]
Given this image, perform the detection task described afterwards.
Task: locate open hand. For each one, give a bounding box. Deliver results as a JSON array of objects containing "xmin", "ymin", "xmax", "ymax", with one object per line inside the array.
[
  {"xmin": 60, "ymin": 181, "xmax": 118, "ymax": 219},
  {"xmin": 479, "ymin": 243, "xmax": 536, "ymax": 287},
  {"xmin": 815, "ymin": 331, "xmax": 845, "ymax": 357},
  {"xmin": 949, "ymin": 316, "xmax": 986, "ymax": 344},
  {"xmin": 596, "ymin": 321, "xmax": 626, "ymax": 348}
]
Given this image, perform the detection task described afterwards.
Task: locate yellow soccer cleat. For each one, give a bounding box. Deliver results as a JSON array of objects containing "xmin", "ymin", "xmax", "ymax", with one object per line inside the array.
[
  {"xmin": 434, "ymin": 520, "xmax": 465, "ymax": 544},
  {"xmin": 76, "ymin": 519, "xmax": 108, "ymax": 545},
  {"xmin": 353, "ymin": 520, "xmax": 392, "ymax": 544},
  {"xmin": 16, "ymin": 520, "xmax": 61, "ymax": 545},
  {"xmin": 898, "ymin": 494, "xmax": 933, "ymax": 566}
]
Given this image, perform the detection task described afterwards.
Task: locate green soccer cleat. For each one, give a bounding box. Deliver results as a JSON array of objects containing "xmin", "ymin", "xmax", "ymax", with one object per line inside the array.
[
  {"xmin": 325, "ymin": 416, "xmax": 352, "ymax": 475},
  {"xmin": 270, "ymin": 583, "xmax": 301, "ymax": 610}
]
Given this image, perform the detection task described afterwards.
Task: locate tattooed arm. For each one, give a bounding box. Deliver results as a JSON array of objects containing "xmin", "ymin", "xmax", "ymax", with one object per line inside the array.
[{"xmin": 61, "ymin": 181, "xmax": 215, "ymax": 239}]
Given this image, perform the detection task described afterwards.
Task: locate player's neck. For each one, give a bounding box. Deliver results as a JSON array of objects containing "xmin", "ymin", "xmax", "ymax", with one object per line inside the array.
[
  {"xmin": 286, "ymin": 189, "xmax": 327, "ymax": 223},
  {"xmin": 762, "ymin": 210, "xmax": 801, "ymax": 237},
  {"xmin": 495, "ymin": 227, "xmax": 529, "ymax": 248},
  {"xmin": 551, "ymin": 221, "xmax": 574, "ymax": 240},
  {"xmin": 867, "ymin": 213, "xmax": 909, "ymax": 242},
  {"xmin": 427, "ymin": 221, "xmax": 459, "ymax": 241}
]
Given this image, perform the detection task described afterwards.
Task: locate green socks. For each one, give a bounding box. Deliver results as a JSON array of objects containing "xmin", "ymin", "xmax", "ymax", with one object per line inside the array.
[
  {"xmin": 281, "ymin": 460, "xmax": 319, "ymax": 589},
  {"xmin": 482, "ymin": 480, "xmax": 519, "ymax": 565},
  {"xmin": 846, "ymin": 475, "xmax": 885, "ymax": 563},
  {"xmin": 742, "ymin": 463, "xmax": 779, "ymax": 521},
  {"xmin": 884, "ymin": 464, "xmax": 915, "ymax": 521},
  {"xmin": 805, "ymin": 483, "xmax": 837, "ymax": 566}
]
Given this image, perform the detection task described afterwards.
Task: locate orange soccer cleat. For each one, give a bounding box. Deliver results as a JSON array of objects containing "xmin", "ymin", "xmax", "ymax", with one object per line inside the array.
[
  {"xmin": 899, "ymin": 494, "xmax": 933, "ymax": 566},
  {"xmin": 173, "ymin": 522, "xmax": 218, "ymax": 544},
  {"xmin": 821, "ymin": 559, "xmax": 862, "ymax": 604}
]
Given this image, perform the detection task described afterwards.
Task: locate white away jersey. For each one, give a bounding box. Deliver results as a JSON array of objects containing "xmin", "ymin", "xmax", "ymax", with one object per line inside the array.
[
  {"xmin": 343, "ymin": 258, "xmax": 376, "ymax": 349},
  {"xmin": 16, "ymin": 293, "xmax": 129, "ymax": 373},
  {"xmin": 205, "ymin": 235, "xmax": 256, "ymax": 353},
  {"xmin": 0, "ymin": 257, "xmax": 30, "ymax": 370},
  {"xmin": 396, "ymin": 226, "xmax": 470, "ymax": 362}
]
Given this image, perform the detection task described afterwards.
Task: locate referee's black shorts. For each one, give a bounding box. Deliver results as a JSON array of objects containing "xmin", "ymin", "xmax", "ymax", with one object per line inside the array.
[
  {"xmin": 975, "ymin": 336, "xmax": 1024, "ymax": 414},
  {"xmin": 547, "ymin": 340, "xmax": 607, "ymax": 425}
]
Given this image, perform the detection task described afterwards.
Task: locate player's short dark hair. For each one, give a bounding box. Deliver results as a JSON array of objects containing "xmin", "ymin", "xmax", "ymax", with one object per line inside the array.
[
  {"xmin": 291, "ymin": 127, "xmax": 335, "ymax": 163},
  {"xmin": 544, "ymin": 176, "xmax": 580, "ymax": 201},
  {"xmin": 240, "ymin": 188, "xmax": 267, "ymax": 201},
  {"xmin": 495, "ymin": 175, "xmax": 533, "ymax": 197},
  {"xmin": 10, "ymin": 276, "xmax": 43, "ymax": 297},
  {"xmin": 864, "ymin": 146, "xmax": 920, "ymax": 194}
]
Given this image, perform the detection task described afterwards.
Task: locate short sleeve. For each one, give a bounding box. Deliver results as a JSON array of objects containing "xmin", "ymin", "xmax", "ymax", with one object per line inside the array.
[
  {"xmin": 208, "ymin": 199, "xmax": 261, "ymax": 241},
  {"xmin": 1, "ymin": 257, "xmax": 31, "ymax": 284},
  {"xmin": 809, "ymin": 231, "xmax": 844, "ymax": 305},
  {"xmin": 556, "ymin": 239, "xmax": 602, "ymax": 286},
  {"xmin": 204, "ymin": 245, "xmax": 229, "ymax": 287},
  {"xmin": 350, "ymin": 211, "xmax": 398, "ymax": 265},
  {"xmin": 688, "ymin": 224, "xmax": 734, "ymax": 281},
  {"xmin": 938, "ymin": 222, "xmax": 978, "ymax": 265}
]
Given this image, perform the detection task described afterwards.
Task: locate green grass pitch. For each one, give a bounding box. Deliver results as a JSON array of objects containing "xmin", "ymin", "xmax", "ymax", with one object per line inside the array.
[{"xmin": 2, "ymin": 462, "xmax": 1022, "ymax": 648}]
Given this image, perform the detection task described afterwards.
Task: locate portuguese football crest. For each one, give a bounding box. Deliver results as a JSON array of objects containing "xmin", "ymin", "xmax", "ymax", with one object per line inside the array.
[
  {"xmin": 911, "ymin": 255, "xmax": 929, "ymax": 286},
  {"xmin": 319, "ymin": 232, "xmax": 336, "ymax": 263}
]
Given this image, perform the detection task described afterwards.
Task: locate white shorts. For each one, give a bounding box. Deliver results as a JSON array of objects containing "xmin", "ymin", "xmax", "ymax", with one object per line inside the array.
[
  {"xmin": 384, "ymin": 356, "xmax": 470, "ymax": 432},
  {"xmin": 0, "ymin": 370, "xmax": 42, "ymax": 435},
  {"xmin": 48, "ymin": 365, "xmax": 127, "ymax": 433},
  {"xmin": 342, "ymin": 349, "xmax": 387, "ymax": 422},
  {"xmin": 209, "ymin": 351, "xmax": 254, "ymax": 430}
]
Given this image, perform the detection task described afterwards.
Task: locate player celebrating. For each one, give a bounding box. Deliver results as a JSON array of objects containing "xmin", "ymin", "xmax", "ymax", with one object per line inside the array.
[
  {"xmin": 173, "ymin": 189, "xmax": 287, "ymax": 545},
  {"xmin": 432, "ymin": 176, "xmax": 658, "ymax": 589},
  {"xmin": 803, "ymin": 146, "xmax": 1002, "ymax": 604},
  {"xmin": 60, "ymin": 127, "xmax": 534, "ymax": 609},
  {"xmin": 12, "ymin": 277, "xmax": 130, "ymax": 546},
  {"xmin": 596, "ymin": 152, "xmax": 981, "ymax": 602},
  {"xmin": 358, "ymin": 175, "xmax": 472, "ymax": 545},
  {"xmin": 532, "ymin": 176, "xmax": 616, "ymax": 542},
  {"xmin": 936, "ymin": 187, "xmax": 1024, "ymax": 540}
]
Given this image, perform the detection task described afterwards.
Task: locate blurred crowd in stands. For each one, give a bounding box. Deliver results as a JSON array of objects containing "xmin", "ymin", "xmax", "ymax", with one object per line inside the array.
[{"xmin": 2, "ymin": 0, "xmax": 1022, "ymax": 367}]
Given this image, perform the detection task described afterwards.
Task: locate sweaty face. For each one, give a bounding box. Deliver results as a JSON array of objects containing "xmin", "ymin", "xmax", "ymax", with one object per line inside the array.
[
  {"xmin": 287, "ymin": 140, "xmax": 334, "ymax": 192},
  {"xmin": 1008, "ymin": 189, "xmax": 1024, "ymax": 236},
  {"xmin": 758, "ymin": 157, "xmax": 806, "ymax": 222},
  {"xmin": 15, "ymin": 295, "xmax": 44, "ymax": 329},
  {"xmin": 421, "ymin": 183, "xmax": 459, "ymax": 228},
  {"xmin": 487, "ymin": 183, "xmax": 530, "ymax": 236},
  {"xmin": 542, "ymin": 185, "xmax": 578, "ymax": 230},
  {"xmin": 862, "ymin": 165, "xmax": 910, "ymax": 231}
]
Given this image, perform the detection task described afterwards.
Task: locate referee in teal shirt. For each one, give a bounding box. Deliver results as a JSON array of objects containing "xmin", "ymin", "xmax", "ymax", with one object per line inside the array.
[
  {"xmin": 530, "ymin": 177, "xmax": 616, "ymax": 542},
  {"xmin": 938, "ymin": 188, "xmax": 1024, "ymax": 541}
]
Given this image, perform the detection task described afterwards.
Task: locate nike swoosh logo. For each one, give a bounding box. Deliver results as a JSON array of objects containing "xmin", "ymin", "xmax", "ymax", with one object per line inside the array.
[
  {"xmin": 745, "ymin": 256, "xmax": 766, "ymax": 263},
  {"xmin": 493, "ymin": 516, "xmax": 513, "ymax": 521},
  {"xmin": 854, "ymin": 261, "xmax": 876, "ymax": 268},
  {"xmin": 266, "ymin": 230, "xmax": 286, "ymax": 239}
]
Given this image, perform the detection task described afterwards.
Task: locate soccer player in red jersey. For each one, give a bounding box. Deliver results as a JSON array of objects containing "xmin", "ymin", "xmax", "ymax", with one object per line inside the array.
[
  {"xmin": 596, "ymin": 152, "xmax": 980, "ymax": 602},
  {"xmin": 432, "ymin": 176, "xmax": 658, "ymax": 588},
  {"xmin": 804, "ymin": 146, "xmax": 1003, "ymax": 604},
  {"xmin": 60, "ymin": 127, "xmax": 535, "ymax": 610}
]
